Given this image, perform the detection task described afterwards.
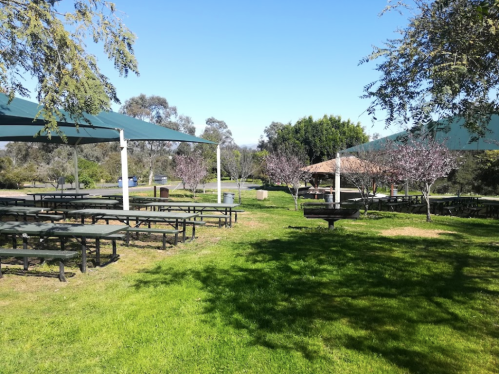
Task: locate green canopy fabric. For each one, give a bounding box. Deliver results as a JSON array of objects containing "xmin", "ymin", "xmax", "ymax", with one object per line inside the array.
[
  {"xmin": 342, "ymin": 116, "xmax": 499, "ymax": 153},
  {"xmin": 0, "ymin": 94, "xmax": 220, "ymax": 208},
  {"xmin": 0, "ymin": 94, "xmax": 215, "ymax": 145}
]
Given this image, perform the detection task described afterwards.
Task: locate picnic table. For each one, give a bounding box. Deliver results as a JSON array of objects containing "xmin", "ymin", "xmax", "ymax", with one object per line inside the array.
[
  {"xmin": 40, "ymin": 198, "xmax": 120, "ymax": 210},
  {"xmin": 71, "ymin": 209, "xmax": 199, "ymax": 243},
  {"xmin": 0, "ymin": 221, "xmax": 128, "ymax": 272},
  {"xmin": 303, "ymin": 208, "xmax": 360, "ymax": 229},
  {"xmin": 28, "ymin": 192, "xmax": 90, "ymax": 202},
  {"xmin": 0, "ymin": 206, "xmax": 48, "ymax": 221},
  {"xmin": 377, "ymin": 195, "xmax": 425, "ymax": 212},
  {"xmin": 481, "ymin": 201, "xmax": 499, "ymax": 218},
  {"xmin": 144, "ymin": 202, "xmax": 241, "ymax": 227},
  {"xmin": 0, "ymin": 197, "xmax": 29, "ymax": 206}
]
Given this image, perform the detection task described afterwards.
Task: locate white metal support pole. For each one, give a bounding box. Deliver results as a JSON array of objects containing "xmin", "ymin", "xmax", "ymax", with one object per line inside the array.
[
  {"xmin": 405, "ymin": 180, "xmax": 409, "ymax": 196},
  {"xmin": 73, "ymin": 145, "xmax": 80, "ymax": 193},
  {"xmin": 217, "ymin": 144, "xmax": 221, "ymax": 203},
  {"xmin": 335, "ymin": 153, "xmax": 341, "ymax": 209},
  {"xmin": 120, "ymin": 130, "xmax": 130, "ymax": 210}
]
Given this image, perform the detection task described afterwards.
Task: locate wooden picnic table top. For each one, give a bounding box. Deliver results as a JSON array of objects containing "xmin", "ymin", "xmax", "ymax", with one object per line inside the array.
[
  {"xmin": 0, "ymin": 221, "xmax": 128, "ymax": 237},
  {"xmin": 71, "ymin": 209, "xmax": 198, "ymax": 220}
]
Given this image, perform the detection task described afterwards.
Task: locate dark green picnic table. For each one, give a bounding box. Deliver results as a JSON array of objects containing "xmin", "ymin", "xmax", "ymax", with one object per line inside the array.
[
  {"xmin": 0, "ymin": 206, "xmax": 48, "ymax": 221},
  {"xmin": 144, "ymin": 202, "xmax": 240, "ymax": 227},
  {"xmin": 0, "ymin": 222, "xmax": 128, "ymax": 272},
  {"xmin": 71, "ymin": 209, "xmax": 198, "ymax": 243},
  {"xmin": 0, "ymin": 197, "xmax": 29, "ymax": 206},
  {"xmin": 41, "ymin": 198, "xmax": 120, "ymax": 210},
  {"xmin": 28, "ymin": 192, "xmax": 90, "ymax": 202}
]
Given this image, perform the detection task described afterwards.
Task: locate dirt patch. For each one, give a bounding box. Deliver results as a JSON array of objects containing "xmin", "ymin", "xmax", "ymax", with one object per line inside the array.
[{"xmin": 381, "ymin": 227, "xmax": 456, "ymax": 238}]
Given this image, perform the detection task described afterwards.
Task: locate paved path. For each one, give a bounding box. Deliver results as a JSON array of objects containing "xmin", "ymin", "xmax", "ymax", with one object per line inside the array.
[{"xmin": 0, "ymin": 181, "xmax": 262, "ymax": 199}]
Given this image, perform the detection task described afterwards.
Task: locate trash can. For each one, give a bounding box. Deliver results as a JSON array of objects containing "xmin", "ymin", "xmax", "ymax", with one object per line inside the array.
[
  {"xmin": 160, "ymin": 187, "xmax": 169, "ymax": 198},
  {"xmin": 118, "ymin": 176, "xmax": 138, "ymax": 188},
  {"xmin": 392, "ymin": 189, "xmax": 398, "ymax": 196},
  {"xmin": 130, "ymin": 176, "xmax": 138, "ymax": 187},
  {"xmin": 324, "ymin": 194, "xmax": 334, "ymax": 203},
  {"xmin": 223, "ymin": 192, "xmax": 235, "ymax": 204}
]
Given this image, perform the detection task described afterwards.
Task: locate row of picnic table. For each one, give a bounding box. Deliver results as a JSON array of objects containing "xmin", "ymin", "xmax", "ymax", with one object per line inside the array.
[
  {"xmin": 301, "ymin": 195, "xmax": 499, "ymax": 218},
  {"xmin": 0, "ymin": 193, "xmax": 242, "ymax": 281}
]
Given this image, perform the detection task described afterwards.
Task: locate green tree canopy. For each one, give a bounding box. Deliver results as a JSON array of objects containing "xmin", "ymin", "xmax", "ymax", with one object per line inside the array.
[
  {"xmin": 0, "ymin": 0, "xmax": 139, "ymax": 138},
  {"xmin": 363, "ymin": 0, "xmax": 499, "ymax": 137},
  {"xmin": 259, "ymin": 115, "xmax": 369, "ymax": 165}
]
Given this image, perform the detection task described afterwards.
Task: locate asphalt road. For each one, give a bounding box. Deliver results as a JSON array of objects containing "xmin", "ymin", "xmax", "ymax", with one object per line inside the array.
[{"xmin": 1, "ymin": 181, "xmax": 262, "ymax": 198}]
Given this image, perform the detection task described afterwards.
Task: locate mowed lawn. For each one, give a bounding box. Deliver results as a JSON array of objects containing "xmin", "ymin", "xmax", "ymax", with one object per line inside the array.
[{"xmin": 0, "ymin": 190, "xmax": 498, "ymax": 373}]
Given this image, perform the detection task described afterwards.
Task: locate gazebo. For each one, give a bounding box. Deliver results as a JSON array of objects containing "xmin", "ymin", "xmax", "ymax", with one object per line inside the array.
[
  {"xmin": 0, "ymin": 94, "xmax": 218, "ymax": 209},
  {"xmin": 301, "ymin": 156, "xmax": 375, "ymax": 202}
]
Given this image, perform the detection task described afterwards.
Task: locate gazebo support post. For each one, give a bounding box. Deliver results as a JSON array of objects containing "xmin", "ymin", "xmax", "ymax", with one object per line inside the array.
[
  {"xmin": 217, "ymin": 144, "xmax": 221, "ymax": 203},
  {"xmin": 120, "ymin": 129, "xmax": 130, "ymax": 210},
  {"xmin": 73, "ymin": 140, "xmax": 82, "ymax": 193},
  {"xmin": 335, "ymin": 153, "xmax": 341, "ymax": 208}
]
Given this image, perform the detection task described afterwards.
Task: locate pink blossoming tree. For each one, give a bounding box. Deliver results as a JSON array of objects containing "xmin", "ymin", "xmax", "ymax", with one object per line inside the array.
[
  {"xmin": 386, "ymin": 133, "xmax": 458, "ymax": 222},
  {"xmin": 174, "ymin": 153, "xmax": 208, "ymax": 198},
  {"xmin": 264, "ymin": 151, "xmax": 311, "ymax": 210}
]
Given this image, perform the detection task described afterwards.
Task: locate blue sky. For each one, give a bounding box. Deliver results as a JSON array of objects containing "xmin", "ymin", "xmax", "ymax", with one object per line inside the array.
[{"xmin": 61, "ymin": 1, "xmax": 410, "ymax": 146}]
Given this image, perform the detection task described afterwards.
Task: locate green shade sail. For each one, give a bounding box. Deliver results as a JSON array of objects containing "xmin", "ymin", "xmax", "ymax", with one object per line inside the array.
[
  {"xmin": 342, "ymin": 117, "xmax": 499, "ymax": 153},
  {"xmin": 0, "ymin": 94, "xmax": 216, "ymax": 145}
]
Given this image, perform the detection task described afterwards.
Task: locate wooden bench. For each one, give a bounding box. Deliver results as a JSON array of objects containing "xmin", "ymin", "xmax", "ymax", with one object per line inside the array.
[
  {"xmin": 233, "ymin": 209, "xmax": 244, "ymax": 223},
  {"xmin": 410, "ymin": 203, "xmax": 426, "ymax": 213},
  {"xmin": 442, "ymin": 206, "xmax": 457, "ymax": 216},
  {"xmin": 197, "ymin": 214, "xmax": 229, "ymax": 227},
  {"xmin": 303, "ymin": 208, "xmax": 360, "ymax": 230},
  {"xmin": 463, "ymin": 206, "xmax": 483, "ymax": 218},
  {"xmin": 126, "ymin": 227, "xmax": 180, "ymax": 249},
  {"xmin": 25, "ymin": 213, "xmax": 65, "ymax": 222},
  {"xmin": 99, "ymin": 216, "xmax": 206, "ymax": 241},
  {"xmin": 0, "ymin": 248, "xmax": 78, "ymax": 282},
  {"xmin": 382, "ymin": 202, "xmax": 407, "ymax": 212},
  {"xmin": 60, "ymin": 233, "xmax": 125, "ymax": 266}
]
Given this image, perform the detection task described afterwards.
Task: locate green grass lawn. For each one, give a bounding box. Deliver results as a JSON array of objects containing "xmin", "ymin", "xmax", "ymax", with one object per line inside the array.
[{"xmin": 0, "ymin": 190, "xmax": 498, "ymax": 373}]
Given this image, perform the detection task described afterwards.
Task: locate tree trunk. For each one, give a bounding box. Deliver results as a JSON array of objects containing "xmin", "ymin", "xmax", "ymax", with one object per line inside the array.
[{"xmin": 423, "ymin": 184, "xmax": 432, "ymax": 222}]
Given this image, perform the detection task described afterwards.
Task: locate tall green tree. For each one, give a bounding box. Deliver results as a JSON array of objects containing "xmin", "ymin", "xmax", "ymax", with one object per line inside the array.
[
  {"xmin": 259, "ymin": 115, "xmax": 369, "ymax": 164},
  {"xmin": 196, "ymin": 117, "xmax": 235, "ymax": 173},
  {"xmin": 0, "ymin": 0, "xmax": 139, "ymax": 140},
  {"xmin": 363, "ymin": 0, "xmax": 499, "ymax": 136},
  {"xmin": 120, "ymin": 94, "xmax": 178, "ymax": 185}
]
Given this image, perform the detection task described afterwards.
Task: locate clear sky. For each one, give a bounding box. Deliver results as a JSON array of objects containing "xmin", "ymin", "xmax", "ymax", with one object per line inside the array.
[{"xmin": 48, "ymin": 1, "xmax": 412, "ymax": 147}]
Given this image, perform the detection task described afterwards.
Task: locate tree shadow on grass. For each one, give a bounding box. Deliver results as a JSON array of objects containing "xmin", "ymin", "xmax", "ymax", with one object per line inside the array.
[{"xmin": 133, "ymin": 229, "xmax": 499, "ymax": 373}]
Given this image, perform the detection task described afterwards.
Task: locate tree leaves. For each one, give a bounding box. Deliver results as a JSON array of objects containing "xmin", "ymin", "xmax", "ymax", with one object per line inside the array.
[
  {"xmin": 363, "ymin": 0, "xmax": 499, "ymax": 136},
  {"xmin": 0, "ymin": 0, "xmax": 139, "ymax": 139}
]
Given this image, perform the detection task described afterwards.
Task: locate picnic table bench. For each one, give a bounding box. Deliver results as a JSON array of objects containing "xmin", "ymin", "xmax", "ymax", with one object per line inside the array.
[
  {"xmin": 0, "ymin": 248, "xmax": 78, "ymax": 282},
  {"xmin": 0, "ymin": 206, "xmax": 50, "ymax": 221},
  {"xmin": 0, "ymin": 222, "xmax": 128, "ymax": 272},
  {"xmin": 71, "ymin": 209, "xmax": 198, "ymax": 244},
  {"xmin": 145, "ymin": 202, "xmax": 241, "ymax": 227},
  {"xmin": 303, "ymin": 208, "xmax": 360, "ymax": 230}
]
